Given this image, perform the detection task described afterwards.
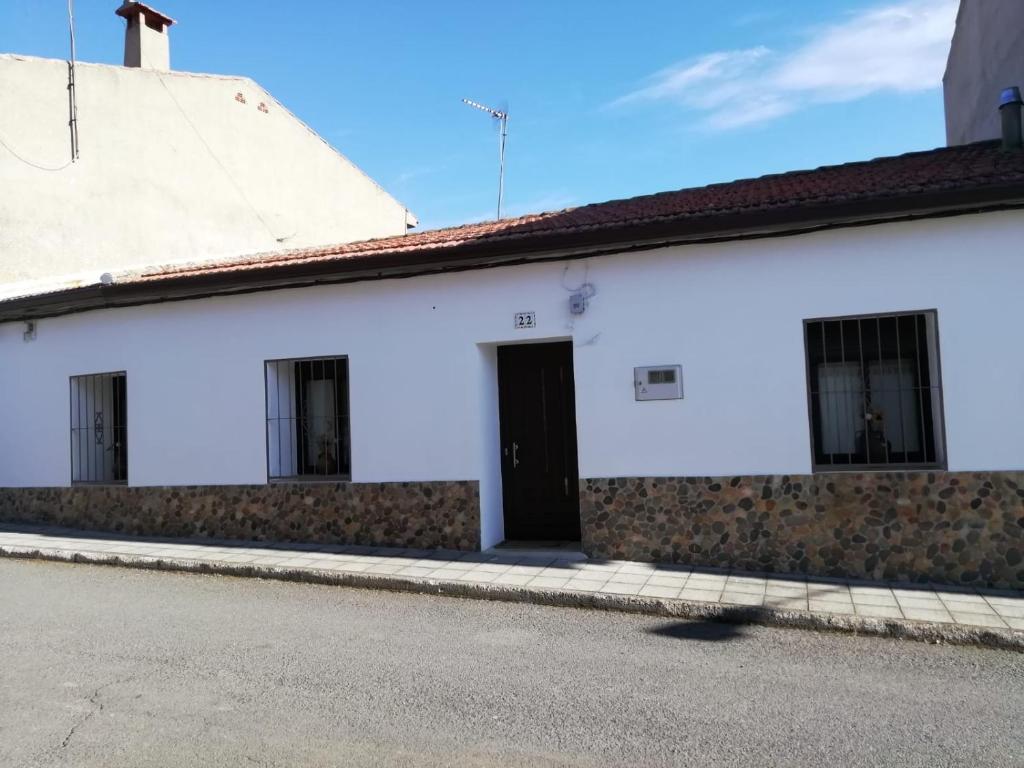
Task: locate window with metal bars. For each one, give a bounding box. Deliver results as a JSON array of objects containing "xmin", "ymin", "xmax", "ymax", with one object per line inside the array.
[
  {"xmin": 265, "ymin": 356, "xmax": 351, "ymax": 480},
  {"xmin": 70, "ymin": 371, "xmax": 127, "ymax": 484},
  {"xmin": 804, "ymin": 311, "xmax": 945, "ymax": 470}
]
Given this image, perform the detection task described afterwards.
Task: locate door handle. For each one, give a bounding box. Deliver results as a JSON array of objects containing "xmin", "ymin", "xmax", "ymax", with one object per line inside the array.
[{"xmin": 512, "ymin": 442, "xmax": 520, "ymax": 468}]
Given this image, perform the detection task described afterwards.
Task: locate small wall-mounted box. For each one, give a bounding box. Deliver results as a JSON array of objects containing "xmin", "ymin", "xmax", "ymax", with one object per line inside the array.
[{"xmin": 634, "ymin": 365, "xmax": 683, "ymax": 401}]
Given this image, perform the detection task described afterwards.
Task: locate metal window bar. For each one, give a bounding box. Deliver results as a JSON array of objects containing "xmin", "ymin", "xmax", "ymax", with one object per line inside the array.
[
  {"xmin": 837, "ymin": 318, "xmax": 849, "ymax": 466},
  {"xmin": 874, "ymin": 316, "xmax": 890, "ymax": 465},
  {"xmin": 893, "ymin": 316, "xmax": 908, "ymax": 463},
  {"xmin": 265, "ymin": 356, "xmax": 350, "ymax": 481},
  {"xmin": 856, "ymin": 318, "xmax": 868, "ymax": 465},
  {"xmin": 805, "ymin": 311, "xmax": 943, "ymax": 470},
  {"xmin": 919, "ymin": 314, "xmax": 932, "ymax": 464},
  {"xmin": 70, "ymin": 371, "xmax": 127, "ymax": 484}
]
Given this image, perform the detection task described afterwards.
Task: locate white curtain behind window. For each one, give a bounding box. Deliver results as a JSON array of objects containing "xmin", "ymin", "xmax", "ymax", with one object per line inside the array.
[
  {"xmin": 305, "ymin": 379, "xmax": 336, "ymax": 470},
  {"xmin": 817, "ymin": 362, "xmax": 862, "ymax": 456},
  {"xmin": 265, "ymin": 362, "xmax": 297, "ymax": 477},
  {"xmin": 869, "ymin": 360, "xmax": 920, "ymax": 454}
]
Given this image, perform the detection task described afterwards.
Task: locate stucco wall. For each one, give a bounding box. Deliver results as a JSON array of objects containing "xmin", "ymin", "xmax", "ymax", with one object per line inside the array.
[
  {"xmin": 0, "ymin": 55, "xmax": 412, "ymax": 285},
  {"xmin": 943, "ymin": 0, "xmax": 1024, "ymax": 145},
  {"xmin": 1, "ymin": 211, "xmax": 1022, "ymax": 512}
]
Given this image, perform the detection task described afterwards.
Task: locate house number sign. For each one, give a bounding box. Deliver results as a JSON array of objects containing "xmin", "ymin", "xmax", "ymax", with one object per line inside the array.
[{"xmin": 514, "ymin": 311, "xmax": 536, "ymax": 329}]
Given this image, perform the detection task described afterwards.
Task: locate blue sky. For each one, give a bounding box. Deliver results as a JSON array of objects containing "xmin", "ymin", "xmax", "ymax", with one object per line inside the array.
[{"xmin": 1, "ymin": 0, "xmax": 959, "ymax": 230}]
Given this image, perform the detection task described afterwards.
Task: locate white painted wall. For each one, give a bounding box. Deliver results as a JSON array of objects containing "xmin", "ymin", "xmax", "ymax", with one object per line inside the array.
[
  {"xmin": 0, "ymin": 55, "xmax": 413, "ymax": 285},
  {"xmin": 2, "ymin": 212, "xmax": 1023, "ymax": 539}
]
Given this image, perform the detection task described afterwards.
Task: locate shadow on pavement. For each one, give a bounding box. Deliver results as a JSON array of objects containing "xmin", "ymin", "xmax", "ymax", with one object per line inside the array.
[{"xmin": 648, "ymin": 618, "xmax": 746, "ymax": 642}]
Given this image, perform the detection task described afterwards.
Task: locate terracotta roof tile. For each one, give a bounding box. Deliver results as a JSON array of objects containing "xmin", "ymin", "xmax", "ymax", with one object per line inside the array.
[{"xmin": 130, "ymin": 141, "xmax": 1024, "ymax": 285}]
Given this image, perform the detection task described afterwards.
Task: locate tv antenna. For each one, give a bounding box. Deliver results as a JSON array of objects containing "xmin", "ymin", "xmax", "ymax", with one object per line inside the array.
[
  {"xmin": 462, "ymin": 98, "xmax": 508, "ymax": 219},
  {"xmin": 68, "ymin": 0, "xmax": 80, "ymax": 161}
]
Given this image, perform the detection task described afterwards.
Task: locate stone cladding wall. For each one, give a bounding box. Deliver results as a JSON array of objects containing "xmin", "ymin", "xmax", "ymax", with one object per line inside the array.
[
  {"xmin": 0, "ymin": 482, "xmax": 480, "ymax": 551},
  {"xmin": 580, "ymin": 472, "xmax": 1024, "ymax": 589}
]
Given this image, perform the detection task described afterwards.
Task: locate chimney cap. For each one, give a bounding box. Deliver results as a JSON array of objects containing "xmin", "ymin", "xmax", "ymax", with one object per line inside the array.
[
  {"xmin": 1000, "ymin": 86, "xmax": 1022, "ymax": 108},
  {"xmin": 115, "ymin": 1, "xmax": 176, "ymax": 28}
]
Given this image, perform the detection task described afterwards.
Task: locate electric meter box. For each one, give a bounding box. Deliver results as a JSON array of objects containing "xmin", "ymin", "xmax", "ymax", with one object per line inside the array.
[{"xmin": 634, "ymin": 365, "xmax": 683, "ymax": 401}]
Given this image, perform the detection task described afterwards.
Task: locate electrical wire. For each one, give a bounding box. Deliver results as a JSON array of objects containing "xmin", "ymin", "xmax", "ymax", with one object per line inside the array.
[
  {"xmin": 120, "ymin": 10, "xmax": 277, "ymax": 240},
  {"xmin": 561, "ymin": 260, "xmax": 598, "ymax": 334},
  {"xmin": 0, "ymin": 0, "xmax": 78, "ymax": 173},
  {"xmin": 0, "ymin": 134, "xmax": 72, "ymax": 172},
  {"xmin": 561, "ymin": 260, "xmax": 597, "ymax": 299},
  {"xmin": 152, "ymin": 71, "xmax": 279, "ymax": 241}
]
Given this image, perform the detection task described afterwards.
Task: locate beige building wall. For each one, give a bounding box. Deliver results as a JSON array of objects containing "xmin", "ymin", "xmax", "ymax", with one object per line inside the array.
[
  {"xmin": 0, "ymin": 55, "xmax": 415, "ymax": 287},
  {"xmin": 944, "ymin": 0, "xmax": 1024, "ymax": 145}
]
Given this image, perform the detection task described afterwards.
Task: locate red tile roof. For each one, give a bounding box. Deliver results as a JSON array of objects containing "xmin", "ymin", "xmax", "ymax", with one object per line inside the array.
[
  {"xmin": 3, "ymin": 140, "xmax": 1023, "ymax": 321},
  {"xmin": 132, "ymin": 140, "xmax": 1024, "ymax": 283}
]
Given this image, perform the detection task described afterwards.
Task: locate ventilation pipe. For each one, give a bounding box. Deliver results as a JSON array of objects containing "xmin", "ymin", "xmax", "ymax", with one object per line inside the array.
[{"xmin": 999, "ymin": 87, "xmax": 1023, "ymax": 151}]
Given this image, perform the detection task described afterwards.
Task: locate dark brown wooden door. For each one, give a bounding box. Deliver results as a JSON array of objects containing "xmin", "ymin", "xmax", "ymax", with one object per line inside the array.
[{"xmin": 497, "ymin": 341, "xmax": 581, "ymax": 541}]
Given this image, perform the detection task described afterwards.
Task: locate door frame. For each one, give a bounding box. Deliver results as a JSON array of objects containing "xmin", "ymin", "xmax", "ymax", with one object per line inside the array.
[{"xmin": 495, "ymin": 339, "xmax": 582, "ymax": 543}]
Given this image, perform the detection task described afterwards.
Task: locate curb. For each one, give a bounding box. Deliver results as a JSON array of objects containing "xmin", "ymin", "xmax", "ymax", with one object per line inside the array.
[{"xmin": 3, "ymin": 545, "xmax": 1022, "ymax": 652}]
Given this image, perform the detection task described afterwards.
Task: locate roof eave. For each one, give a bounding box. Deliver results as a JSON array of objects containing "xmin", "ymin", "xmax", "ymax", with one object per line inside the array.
[{"xmin": 4, "ymin": 185, "xmax": 1023, "ymax": 324}]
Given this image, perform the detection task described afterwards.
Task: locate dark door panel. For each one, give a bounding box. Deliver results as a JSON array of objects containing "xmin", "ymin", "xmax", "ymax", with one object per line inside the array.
[{"xmin": 497, "ymin": 342, "xmax": 581, "ymax": 541}]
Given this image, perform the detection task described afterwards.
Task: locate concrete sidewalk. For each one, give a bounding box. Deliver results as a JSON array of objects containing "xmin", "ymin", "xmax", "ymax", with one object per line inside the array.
[{"xmin": 1, "ymin": 524, "xmax": 1021, "ymax": 650}]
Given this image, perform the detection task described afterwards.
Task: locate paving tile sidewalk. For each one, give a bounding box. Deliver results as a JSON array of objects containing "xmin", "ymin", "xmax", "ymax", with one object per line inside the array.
[{"xmin": 1, "ymin": 524, "xmax": 1022, "ymax": 649}]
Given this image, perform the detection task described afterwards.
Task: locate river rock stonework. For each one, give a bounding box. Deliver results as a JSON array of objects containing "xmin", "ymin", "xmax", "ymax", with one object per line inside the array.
[
  {"xmin": 0, "ymin": 482, "xmax": 480, "ymax": 551},
  {"xmin": 580, "ymin": 472, "xmax": 1024, "ymax": 589}
]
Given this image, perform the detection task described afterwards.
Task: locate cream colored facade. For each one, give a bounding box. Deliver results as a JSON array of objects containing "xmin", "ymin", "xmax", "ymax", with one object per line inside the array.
[
  {"xmin": 0, "ymin": 54, "xmax": 415, "ymax": 287},
  {"xmin": 944, "ymin": 0, "xmax": 1024, "ymax": 145}
]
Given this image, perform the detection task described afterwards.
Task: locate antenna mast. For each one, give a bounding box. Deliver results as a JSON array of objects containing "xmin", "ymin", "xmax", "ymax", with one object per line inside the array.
[
  {"xmin": 462, "ymin": 98, "xmax": 508, "ymax": 219},
  {"xmin": 67, "ymin": 0, "xmax": 80, "ymax": 161}
]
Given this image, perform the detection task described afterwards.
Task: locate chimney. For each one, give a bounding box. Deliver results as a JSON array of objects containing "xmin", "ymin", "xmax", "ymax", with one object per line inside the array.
[
  {"xmin": 999, "ymin": 87, "xmax": 1023, "ymax": 151},
  {"xmin": 115, "ymin": 1, "xmax": 176, "ymax": 71}
]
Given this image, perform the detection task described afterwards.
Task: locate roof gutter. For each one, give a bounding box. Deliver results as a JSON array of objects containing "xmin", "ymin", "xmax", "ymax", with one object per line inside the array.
[{"xmin": 3, "ymin": 184, "xmax": 1023, "ymax": 323}]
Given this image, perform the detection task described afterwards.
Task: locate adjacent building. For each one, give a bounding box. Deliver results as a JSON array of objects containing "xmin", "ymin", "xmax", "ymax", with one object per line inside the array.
[
  {"xmin": 0, "ymin": 2, "xmax": 415, "ymax": 288},
  {"xmin": 944, "ymin": 0, "xmax": 1024, "ymax": 144}
]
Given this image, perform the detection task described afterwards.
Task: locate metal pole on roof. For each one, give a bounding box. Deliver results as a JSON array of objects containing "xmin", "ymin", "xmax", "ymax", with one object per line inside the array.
[
  {"xmin": 68, "ymin": 0, "xmax": 80, "ymax": 161},
  {"xmin": 462, "ymin": 98, "xmax": 508, "ymax": 219}
]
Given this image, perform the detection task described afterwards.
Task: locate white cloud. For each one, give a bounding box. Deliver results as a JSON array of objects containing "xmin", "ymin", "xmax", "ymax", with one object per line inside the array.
[
  {"xmin": 611, "ymin": 0, "xmax": 959, "ymax": 129},
  {"xmin": 394, "ymin": 166, "xmax": 436, "ymax": 187},
  {"xmin": 610, "ymin": 48, "xmax": 772, "ymax": 108}
]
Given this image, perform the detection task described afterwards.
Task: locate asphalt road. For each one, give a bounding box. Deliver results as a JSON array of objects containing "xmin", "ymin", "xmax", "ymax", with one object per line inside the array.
[{"xmin": 0, "ymin": 559, "xmax": 1021, "ymax": 767}]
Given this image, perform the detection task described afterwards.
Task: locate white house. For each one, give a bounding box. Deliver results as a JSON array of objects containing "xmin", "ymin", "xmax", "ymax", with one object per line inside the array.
[
  {"xmin": 1, "ymin": 135, "xmax": 1023, "ymax": 589},
  {"xmin": 0, "ymin": 2, "xmax": 415, "ymax": 287},
  {"xmin": 2, "ymin": 0, "xmax": 1024, "ymax": 590}
]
